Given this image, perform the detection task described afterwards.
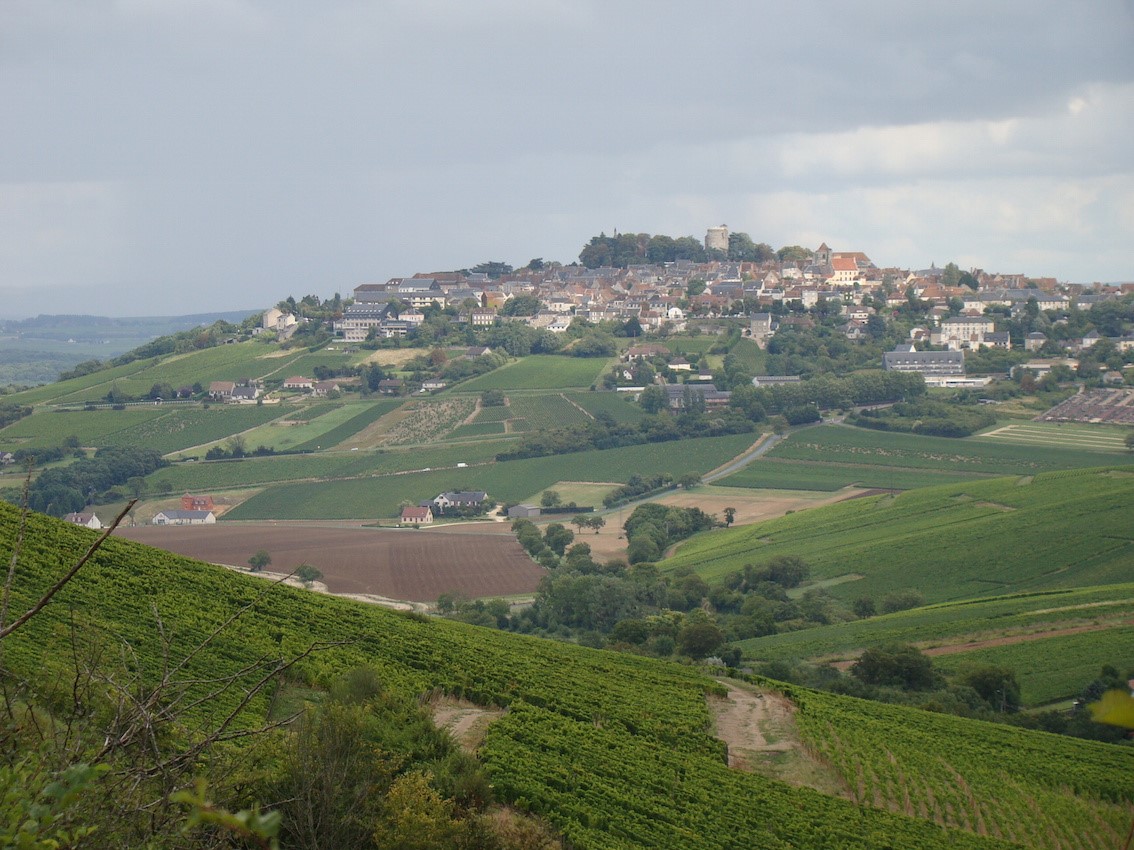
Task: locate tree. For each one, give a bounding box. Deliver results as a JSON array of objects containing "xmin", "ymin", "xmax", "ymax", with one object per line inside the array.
[
  {"xmin": 676, "ymin": 620, "xmax": 725, "ymax": 659},
  {"xmin": 543, "ymin": 523, "xmax": 574, "ymax": 556},
  {"xmin": 677, "ymin": 473, "xmax": 701, "ymax": 490},
  {"xmin": 1126, "ymin": 431, "xmax": 1134, "ymax": 452},
  {"xmin": 639, "ymin": 385, "xmax": 668, "ymax": 414},
  {"xmin": 963, "ymin": 666, "xmax": 1021, "ymax": 712},
  {"xmin": 295, "ymin": 564, "xmax": 323, "ymax": 586},
  {"xmin": 851, "ymin": 644, "xmax": 939, "ymax": 690},
  {"xmin": 540, "ymin": 490, "xmax": 562, "ymax": 508},
  {"xmin": 587, "ymin": 515, "xmax": 606, "ymax": 534},
  {"xmin": 723, "ymin": 507, "xmax": 736, "ymax": 527},
  {"xmin": 480, "ymin": 388, "xmax": 506, "ymax": 407},
  {"xmin": 248, "ymin": 550, "xmax": 271, "ymax": 572}
]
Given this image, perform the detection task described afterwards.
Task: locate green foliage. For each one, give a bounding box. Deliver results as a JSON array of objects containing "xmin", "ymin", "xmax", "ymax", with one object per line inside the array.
[
  {"xmin": 851, "ymin": 644, "xmax": 940, "ymax": 690},
  {"xmin": 0, "ymin": 760, "xmax": 106, "ymax": 850},
  {"xmin": 848, "ymin": 399, "xmax": 998, "ymax": 437}
]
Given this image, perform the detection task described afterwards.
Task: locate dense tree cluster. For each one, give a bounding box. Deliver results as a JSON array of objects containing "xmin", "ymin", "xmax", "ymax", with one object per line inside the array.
[
  {"xmin": 577, "ymin": 230, "xmax": 776, "ymax": 268},
  {"xmin": 26, "ymin": 446, "xmax": 168, "ymax": 515},
  {"xmin": 848, "ymin": 398, "xmax": 998, "ymax": 437}
]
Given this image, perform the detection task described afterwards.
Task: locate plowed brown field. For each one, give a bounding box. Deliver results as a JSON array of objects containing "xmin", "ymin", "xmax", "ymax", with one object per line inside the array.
[{"xmin": 119, "ymin": 524, "xmax": 544, "ymax": 602}]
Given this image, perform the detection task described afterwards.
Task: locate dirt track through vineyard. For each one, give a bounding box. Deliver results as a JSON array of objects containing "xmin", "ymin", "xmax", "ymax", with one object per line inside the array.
[{"xmin": 710, "ymin": 681, "xmax": 849, "ymax": 797}]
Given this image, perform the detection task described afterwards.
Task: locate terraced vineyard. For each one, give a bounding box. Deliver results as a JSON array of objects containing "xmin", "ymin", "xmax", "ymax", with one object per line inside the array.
[
  {"xmin": 665, "ymin": 467, "xmax": 1134, "ymax": 602},
  {"xmin": 7, "ymin": 505, "xmax": 1127, "ymax": 850}
]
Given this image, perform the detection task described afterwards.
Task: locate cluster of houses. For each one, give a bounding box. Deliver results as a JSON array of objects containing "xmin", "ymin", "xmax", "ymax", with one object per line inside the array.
[
  {"xmin": 64, "ymin": 493, "xmax": 221, "ymax": 529},
  {"xmin": 399, "ymin": 490, "xmax": 490, "ymax": 525},
  {"xmin": 306, "ymin": 231, "xmax": 1131, "ymax": 351}
]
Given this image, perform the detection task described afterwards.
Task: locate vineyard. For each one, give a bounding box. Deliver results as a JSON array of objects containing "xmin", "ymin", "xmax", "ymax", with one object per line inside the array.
[
  {"xmin": 223, "ymin": 432, "xmax": 758, "ymax": 520},
  {"xmin": 716, "ymin": 421, "xmax": 1134, "ymax": 489},
  {"xmin": 457, "ymin": 355, "xmax": 611, "ymax": 391},
  {"xmin": 564, "ymin": 391, "xmax": 648, "ymax": 424},
  {"xmin": 737, "ymin": 583, "xmax": 1134, "ymax": 705},
  {"xmin": 7, "ymin": 505, "xmax": 1128, "ymax": 848},
  {"xmin": 785, "ymin": 681, "xmax": 1134, "ymax": 850},
  {"xmin": 664, "ymin": 466, "xmax": 1134, "ymax": 602}
]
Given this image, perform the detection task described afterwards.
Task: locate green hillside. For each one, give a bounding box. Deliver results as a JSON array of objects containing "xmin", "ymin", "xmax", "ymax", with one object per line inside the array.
[
  {"xmin": 735, "ymin": 583, "xmax": 1134, "ymax": 704},
  {"xmin": 718, "ymin": 424, "xmax": 1133, "ymax": 491},
  {"xmin": 3, "ymin": 504, "xmax": 1130, "ymax": 849},
  {"xmin": 664, "ymin": 466, "xmax": 1134, "ymax": 602}
]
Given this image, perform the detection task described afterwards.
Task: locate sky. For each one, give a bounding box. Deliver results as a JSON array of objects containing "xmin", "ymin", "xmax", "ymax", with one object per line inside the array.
[{"xmin": 1, "ymin": 1, "xmax": 1132, "ymax": 318}]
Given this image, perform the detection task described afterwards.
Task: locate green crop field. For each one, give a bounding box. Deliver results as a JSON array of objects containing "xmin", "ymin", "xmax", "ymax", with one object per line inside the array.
[
  {"xmin": 471, "ymin": 404, "xmax": 513, "ymax": 422},
  {"xmin": 457, "ymin": 355, "xmax": 611, "ymax": 391},
  {"xmin": 564, "ymin": 390, "xmax": 649, "ymax": 424},
  {"xmin": 282, "ymin": 402, "xmax": 340, "ymax": 421},
  {"xmin": 664, "ymin": 466, "xmax": 1134, "ymax": 603},
  {"xmin": 150, "ymin": 439, "xmax": 512, "ymax": 492},
  {"xmin": 720, "ymin": 425, "xmax": 1134, "ymax": 492},
  {"xmin": 717, "ymin": 458, "xmax": 982, "ymax": 491},
  {"xmin": 6, "ymin": 504, "xmax": 1126, "ymax": 850},
  {"xmin": 50, "ymin": 342, "xmax": 283, "ymax": 403},
  {"xmin": 225, "ymin": 432, "xmax": 758, "ymax": 520},
  {"xmin": 291, "ymin": 400, "xmax": 401, "ymax": 451},
  {"xmin": 728, "ymin": 337, "xmax": 766, "ymax": 372},
  {"xmin": 975, "ymin": 421, "xmax": 1130, "ymax": 452},
  {"xmin": 4, "ymin": 357, "xmax": 158, "ymax": 406},
  {"xmin": 105, "ymin": 404, "xmax": 288, "ymax": 454},
  {"xmin": 447, "ymin": 422, "xmax": 507, "ymax": 438},
  {"xmin": 0, "ymin": 406, "xmax": 170, "ymax": 449},
  {"xmin": 505, "ymin": 394, "xmax": 591, "ymax": 429},
  {"xmin": 227, "ymin": 402, "xmax": 383, "ymax": 452}
]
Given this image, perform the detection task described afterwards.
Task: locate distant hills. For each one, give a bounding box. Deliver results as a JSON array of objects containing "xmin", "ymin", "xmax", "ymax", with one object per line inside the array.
[{"xmin": 0, "ymin": 310, "xmax": 260, "ymax": 385}]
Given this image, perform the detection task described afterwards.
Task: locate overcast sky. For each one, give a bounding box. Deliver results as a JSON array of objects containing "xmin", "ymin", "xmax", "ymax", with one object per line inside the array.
[{"xmin": 2, "ymin": 1, "xmax": 1132, "ymax": 318}]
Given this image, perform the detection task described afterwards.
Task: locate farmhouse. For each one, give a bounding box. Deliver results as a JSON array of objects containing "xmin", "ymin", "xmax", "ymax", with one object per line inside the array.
[
  {"xmin": 431, "ymin": 491, "xmax": 488, "ymax": 514},
  {"xmin": 663, "ymin": 383, "xmax": 732, "ymax": 410},
  {"xmin": 63, "ymin": 512, "xmax": 102, "ymax": 530},
  {"xmin": 181, "ymin": 494, "xmax": 215, "ymax": 512},
  {"xmin": 282, "ymin": 376, "xmax": 314, "ymax": 391},
  {"xmin": 400, "ymin": 506, "xmax": 434, "ymax": 526},
  {"xmin": 208, "ymin": 381, "xmax": 236, "ymax": 400},
  {"xmin": 152, "ymin": 509, "xmax": 216, "ymax": 526}
]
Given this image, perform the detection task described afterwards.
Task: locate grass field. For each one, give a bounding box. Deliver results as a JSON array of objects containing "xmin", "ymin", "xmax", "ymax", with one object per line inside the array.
[
  {"xmin": 224, "ymin": 432, "xmax": 758, "ymax": 520},
  {"xmin": 664, "ymin": 466, "xmax": 1134, "ymax": 604},
  {"xmin": 717, "ymin": 424, "xmax": 1132, "ymax": 491},
  {"xmin": 457, "ymin": 355, "xmax": 611, "ymax": 391}
]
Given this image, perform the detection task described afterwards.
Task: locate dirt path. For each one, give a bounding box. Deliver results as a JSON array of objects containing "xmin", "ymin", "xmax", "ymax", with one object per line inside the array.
[
  {"xmin": 428, "ymin": 696, "xmax": 505, "ymax": 753},
  {"xmin": 709, "ymin": 680, "xmax": 849, "ymax": 797}
]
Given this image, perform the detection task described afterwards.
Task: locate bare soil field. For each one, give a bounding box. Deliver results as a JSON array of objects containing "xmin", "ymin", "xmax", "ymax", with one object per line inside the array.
[{"xmin": 119, "ymin": 524, "xmax": 544, "ymax": 602}]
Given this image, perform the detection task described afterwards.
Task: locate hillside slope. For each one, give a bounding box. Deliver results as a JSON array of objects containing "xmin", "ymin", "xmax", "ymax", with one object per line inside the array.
[
  {"xmin": 664, "ymin": 466, "xmax": 1134, "ymax": 602},
  {"xmin": 2, "ymin": 505, "xmax": 1131, "ymax": 849}
]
